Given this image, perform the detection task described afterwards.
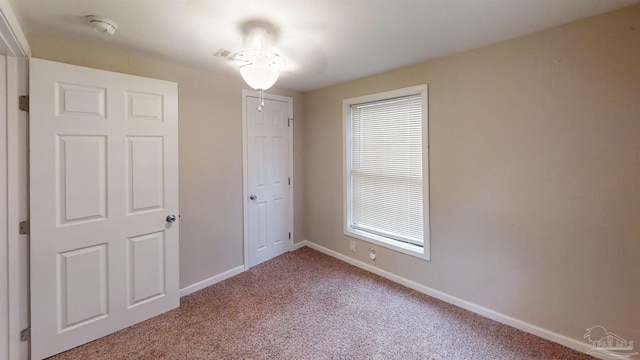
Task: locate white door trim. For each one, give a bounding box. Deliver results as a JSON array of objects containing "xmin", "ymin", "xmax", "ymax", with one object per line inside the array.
[
  {"xmin": 0, "ymin": 1, "xmax": 30, "ymax": 359},
  {"xmin": 1, "ymin": 54, "xmax": 9, "ymax": 360},
  {"xmin": 242, "ymin": 90, "xmax": 294, "ymax": 270},
  {"xmin": 6, "ymin": 55, "xmax": 28, "ymax": 360},
  {"xmin": 0, "ymin": 0, "xmax": 32, "ymax": 57}
]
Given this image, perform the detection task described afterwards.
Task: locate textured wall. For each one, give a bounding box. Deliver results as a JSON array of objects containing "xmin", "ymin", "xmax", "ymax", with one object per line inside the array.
[
  {"xmin": 303, "ymin": 5, "xmax": 639, "ymax": 345},
  {"xmin": 28, "ymin": 33, "xmax": 305, "ymax": 289}
]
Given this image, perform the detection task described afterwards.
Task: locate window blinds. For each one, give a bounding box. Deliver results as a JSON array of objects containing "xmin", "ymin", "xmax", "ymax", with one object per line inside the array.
[{"xmin": 350, "ymin": 95, "xmax": 423, "ymax": 246}]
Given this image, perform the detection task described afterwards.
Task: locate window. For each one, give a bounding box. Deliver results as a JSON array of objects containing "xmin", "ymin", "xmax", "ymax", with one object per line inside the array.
[{"xmin": 343, "ymin": 85, "xmax": 430, "ymax": 260}]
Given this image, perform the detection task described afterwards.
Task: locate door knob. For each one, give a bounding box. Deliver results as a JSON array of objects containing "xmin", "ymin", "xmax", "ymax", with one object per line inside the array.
[
  {"xmin": 166, "ymin": 214, "xmax": 177, "ymax": 223},
  {"xmin": 249, "ymin": 195, "xmax": 257, "ymax": 200}
]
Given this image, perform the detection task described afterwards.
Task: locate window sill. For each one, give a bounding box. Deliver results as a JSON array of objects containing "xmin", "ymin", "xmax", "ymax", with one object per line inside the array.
[{"xmin": 345, "ymin": 227, "xmax": 430, "ymax": 261}]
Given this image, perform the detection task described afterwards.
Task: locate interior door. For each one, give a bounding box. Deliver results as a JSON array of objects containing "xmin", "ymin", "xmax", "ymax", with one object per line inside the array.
[
  {"xmin": 29, "ymin": 58, "xmax": 179, "ymax": 359},
  {"xmin": 245, "ymin": 93, "xmax": 293, "ymax": 268}
]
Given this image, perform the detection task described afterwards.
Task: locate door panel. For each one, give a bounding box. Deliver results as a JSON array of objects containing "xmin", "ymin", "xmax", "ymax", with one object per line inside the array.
[
  {"xmin": 128, "ymin": 232, "xmax": 165, "ymax": 307},
  {"xmin": 126, "ymin": 91, "xmax": 163, "ymax": 121},
  {"xmin": 246, "ymin": 94, "xmax": 292, "ymax": 267},
  {"xmin": 56, "ymin": 82, "xmax": 107, "ymax": 118},
  {"xmin": 127, "ymin": 136, "xmax": 164, "ymax": 213},
  {"xmin": 58, "ymin": 135, "xmax": 108, "ymax": 224},
  {"xmin": 30, "ymin": 58, "xmax": 179, "ymax": 360},
  {"xmin": 58, "ymin": 244, "xmax": 108, "ymax": 330}
]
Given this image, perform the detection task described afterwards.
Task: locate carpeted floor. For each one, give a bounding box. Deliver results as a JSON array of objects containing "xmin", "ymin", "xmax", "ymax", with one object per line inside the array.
[{"xmin": 48, "ymin": 247, "xmax": 595, "ymax": 359}]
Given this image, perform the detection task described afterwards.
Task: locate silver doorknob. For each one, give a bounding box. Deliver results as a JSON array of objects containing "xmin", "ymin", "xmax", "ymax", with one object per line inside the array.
[
  {"xmin": 166, "ymin": 214, "xmax": 177, "ymax": 223},
  {"xmin": 249, "ymin": 195, "xmax": 257, "ymax": 200}
]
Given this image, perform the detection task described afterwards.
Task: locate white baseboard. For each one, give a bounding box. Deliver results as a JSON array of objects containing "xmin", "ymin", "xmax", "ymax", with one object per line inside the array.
[
  {"xmin": 290, "ymin": 240, "xmax": 308, "ymax": 251},
  {"xmin": 300, "ymin": 239, "xmax": 597, "ymax": 358},
  {"xmin": 183, "ymin": 241, "xmax": 308, "ymax": 298},
  {"xmin": 179, "ymin": 265, "xmax": 245, "ymax": 297}
]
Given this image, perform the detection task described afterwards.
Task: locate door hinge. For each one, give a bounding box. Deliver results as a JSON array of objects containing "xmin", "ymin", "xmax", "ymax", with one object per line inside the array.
[
  {"xmin": 288, "ymin": 118, "xmax": 293, "ymax": 127},
  {"xmin": 19, "ymin": 220, "xmax": 30, "ymax": 235},
  {"xmin": 19, "ymin": 95, "xmax": 29, "ymax": 112},
  {"xmin": 288, "ymin": 232, "xmax": 291, "ymax": 240},
  {"xmin": 20, "ymin": 328, "xmax": 30, "ymax": 342},
  {"xmin": 288, "ymin": 177, "xmax": 291, "ymax": 186}
]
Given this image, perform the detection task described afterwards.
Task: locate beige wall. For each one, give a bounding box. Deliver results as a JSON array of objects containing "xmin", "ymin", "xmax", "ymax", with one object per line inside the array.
[
  {"xmin": 28, "ymin": 33, "xmax": 305, "ymax": 288},
  {"xmin": 303, "ymin": 4, "xmax": 639, "ymax": 345}
]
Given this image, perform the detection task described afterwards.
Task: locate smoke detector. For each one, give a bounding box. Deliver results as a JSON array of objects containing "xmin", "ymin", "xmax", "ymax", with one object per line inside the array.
[{"xmin": 86, "ymin": 16, "xmax": 118, "ymax": 36}]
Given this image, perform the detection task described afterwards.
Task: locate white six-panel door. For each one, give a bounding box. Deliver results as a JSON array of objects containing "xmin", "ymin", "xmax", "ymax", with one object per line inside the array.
[
  {"xmin": 29, "ymin": 58, "xmax": 179, "ymax": 359},
  {"xmin": 244, "ymin": 93, "xmax": 293, "ymax": 268}
]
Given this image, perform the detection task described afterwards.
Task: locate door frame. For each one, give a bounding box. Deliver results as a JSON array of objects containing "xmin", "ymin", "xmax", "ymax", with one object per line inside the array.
[
  {"xmin": 0, "ymin": 1, "xmax": 31, "ymax": 359},
  {"xmin": 241, "ymin": 90, "xmax": 294, "ymax": 270}
]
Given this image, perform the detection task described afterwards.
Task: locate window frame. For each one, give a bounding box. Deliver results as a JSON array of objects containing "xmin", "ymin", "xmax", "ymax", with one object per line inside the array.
[{"xmin": 343, "ymin": 84, "xmax": 430, "ymax": 261}]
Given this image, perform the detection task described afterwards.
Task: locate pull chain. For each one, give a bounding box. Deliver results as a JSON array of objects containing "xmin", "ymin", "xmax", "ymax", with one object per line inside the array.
[{"xmin": 258, "ymin": 90, "xmax": 265, "ymax": 112}]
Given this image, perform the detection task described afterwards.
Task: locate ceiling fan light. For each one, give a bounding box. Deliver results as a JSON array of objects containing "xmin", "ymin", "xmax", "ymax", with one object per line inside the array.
[{"xmin": 240, "ymin": 62, "xmax": 279, "ymax": 91}]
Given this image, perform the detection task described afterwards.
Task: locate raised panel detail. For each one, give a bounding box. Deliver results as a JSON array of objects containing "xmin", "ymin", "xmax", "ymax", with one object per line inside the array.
[
  {"xmin": 127, "ymin": 137, "xmax": 164, "ymax": 214},
  {"xmin": 272, "ymin": 110, "xmax": 283, "ymax": 128},
  {"xmin": 273, "ymin": 198, "xmax": 282, "ymax": 245},
  {"xmin": 257, "ymin": 203, "xmax": 267, "ymax": 250},
  {"xmin": 256, "ymin": 136, "xmax": 266, "ymax": 189},
  {"xmin": 128, "ymin": 232, "xmax": 165, "ymax": 307},
  {"xmin": 126, "ymin": 92, "xmax": 163, "ymax": 121},
  {"xmin": 55, "ymin": 82, "xmax": 106, "ymax": 119},
  {"xmin": 255, "ymin": 110, "xmax": 265, "ymax": 127},
  {"xmin": 58, "ymin": 244, "xmax": 108, "ymax": 331},
  {"xmin": 272, "ymin": 136, "xmax": 282, "ymax": 185},
  {"xmin": 58, "ymin": 136, "xmax": 107, "ymax": 226}
]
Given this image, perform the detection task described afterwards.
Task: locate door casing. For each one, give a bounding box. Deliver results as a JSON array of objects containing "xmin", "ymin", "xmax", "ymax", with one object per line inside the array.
[{"xmin": 0, "ymin": 1, "xmax": 30, "ymax": 359}]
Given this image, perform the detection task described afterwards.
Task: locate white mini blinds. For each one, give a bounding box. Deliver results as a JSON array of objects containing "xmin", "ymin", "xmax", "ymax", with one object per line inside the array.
[{"xmin": 349, "ymin": 94, "xmax": 424, "ymax": 247}]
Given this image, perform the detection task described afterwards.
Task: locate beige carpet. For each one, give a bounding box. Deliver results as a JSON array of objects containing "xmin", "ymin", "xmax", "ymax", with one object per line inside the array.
[{"xmin": 48, "ymin": 247, "xmax": 595, "ymax": 359}]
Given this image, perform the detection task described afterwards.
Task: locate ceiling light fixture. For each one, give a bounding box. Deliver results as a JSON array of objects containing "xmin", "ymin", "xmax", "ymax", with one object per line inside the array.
[
  {"xmin": 232, "ymin": 26, "xmax": 285, "ymax": 111},
  {"xmin": 240, "ymin": 56, "xmax": 279, "ymax": 91},
  {"xmin": 86, "ymin": 16, "xmax": 118, "ymax": 36}
]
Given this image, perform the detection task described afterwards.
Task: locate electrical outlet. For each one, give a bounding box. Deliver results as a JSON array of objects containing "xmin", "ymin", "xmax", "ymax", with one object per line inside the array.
[
  {"xmin": 350, "ymin": 241, "xmax": 356, "ymax": 252},
  {"xmin": 369, "ymin": 248, "xmax": 377, "ymax": 260}
]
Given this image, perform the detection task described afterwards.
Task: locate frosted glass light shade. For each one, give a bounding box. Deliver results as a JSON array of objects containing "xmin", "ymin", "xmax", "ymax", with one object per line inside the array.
[{"xmin": 240, "ymin": 61, "xmax": 279, "ymax": 90}]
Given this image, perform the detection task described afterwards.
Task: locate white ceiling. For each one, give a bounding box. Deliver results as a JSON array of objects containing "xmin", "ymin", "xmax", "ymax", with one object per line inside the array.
[{"xmin": 10, "ymin": 0, "xmax": 639, "ymax": 92}]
